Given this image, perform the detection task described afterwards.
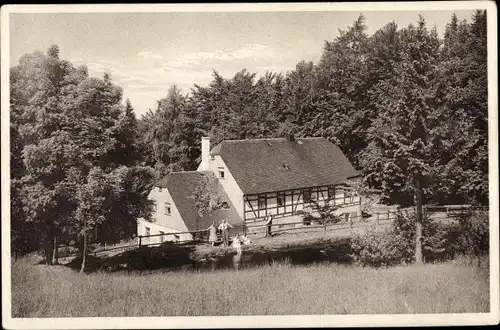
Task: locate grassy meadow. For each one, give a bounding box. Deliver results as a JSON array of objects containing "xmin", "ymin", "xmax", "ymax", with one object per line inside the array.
[{"xmin": 12, "ymin": 256, "xmax": 489, "ymax": 317}]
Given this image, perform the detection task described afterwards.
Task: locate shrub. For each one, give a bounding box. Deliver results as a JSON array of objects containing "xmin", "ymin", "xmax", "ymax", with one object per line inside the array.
[
  {"xmin": 451, "ymin": 210, "xmax": 489, "ymax": 266},
  {"xmin": 350, "ymin": 210, "xmax": 453, "ymax": 267}
]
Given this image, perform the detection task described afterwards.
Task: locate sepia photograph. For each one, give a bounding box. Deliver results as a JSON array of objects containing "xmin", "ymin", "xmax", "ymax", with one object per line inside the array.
[{"xmin": 1, "ymin": 2, "xmax": 498, "ymax": 329}]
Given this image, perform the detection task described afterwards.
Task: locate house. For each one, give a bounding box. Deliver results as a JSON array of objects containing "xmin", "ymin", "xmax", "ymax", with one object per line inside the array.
[
  {"xmin": 137, "ymin": 171, "xmax": 244, "ymax": 244},
  {"xmin": 196, "ymin": 135, "xmax": 363, "ymax": 228},
  {"xmin": 139, "ymin": 135, "xmax": 362, "ymax": 241}
]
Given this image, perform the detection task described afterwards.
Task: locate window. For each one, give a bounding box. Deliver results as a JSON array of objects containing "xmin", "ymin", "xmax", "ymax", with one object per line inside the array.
[
  {"xmin": 145, "ymin": 227, "xmax": 150, "ymax": 237},
  {"xmin": 277, "ymin": 193, "xmax": 285, "ymax": 207},
  {"xmin": 159, "ymin": 231, "xmax": 165, "ymax": 243},
  {"xmin": 328, "ymin": 186, "xmax": 335, "ymax": 199},
  {"xmin": 218, "ymin": 167, "xmax": 225, "ymax": 179},
  {"xmin": 165, "ymin": 202, "xmax": 171, "ymax": 215},
  {"xmin": 258, "ymin": 194, "xmax": 267, "ymax": 209},
  {"xmin": 303, "ymin": 189, "xmax": 312, "ymax": 203}
]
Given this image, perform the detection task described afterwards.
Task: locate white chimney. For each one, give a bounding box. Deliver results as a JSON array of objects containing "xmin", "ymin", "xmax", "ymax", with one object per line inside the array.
[{"xmin": 200, "ymin": 136, "xmax": 211, "ymax": 171}]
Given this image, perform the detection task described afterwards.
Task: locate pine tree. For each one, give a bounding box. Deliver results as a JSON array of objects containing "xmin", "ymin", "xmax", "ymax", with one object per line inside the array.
[{"xmin": 361, "ymin": 17, "xmax": 442, "ymax": 263}]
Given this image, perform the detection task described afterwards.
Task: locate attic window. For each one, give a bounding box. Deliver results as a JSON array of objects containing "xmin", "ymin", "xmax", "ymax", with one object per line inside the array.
[
  {"xmin": 218, "ymin": 167, "xmax": 225, "ymax": 179},
  {"xmin": 210, "ymin": 155, "xmax": 215, "ymax": 160},
  {"xmin": 165, "ymin": 202, "xmax": 171, "ymax": 215},
  {"xmin": 282, "ymin": 164, "xmax": 290, "ymax": 170},
  {"xmin": 158, "ymin": 187, "xmax": 163, "ymax": 192}
]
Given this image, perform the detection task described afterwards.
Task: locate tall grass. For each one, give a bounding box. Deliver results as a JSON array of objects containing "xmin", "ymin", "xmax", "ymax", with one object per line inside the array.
[{"xmin": 12, "ymin": 257, "xmax": 489, "ymax": 317}]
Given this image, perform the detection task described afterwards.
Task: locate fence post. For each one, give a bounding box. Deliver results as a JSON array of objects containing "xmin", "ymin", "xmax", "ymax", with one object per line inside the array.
[
  {"xmin": 387, "ymin": 210, "xmax": 390, "ymax": 221},
  {"xmin": 324, "ymin": 219, "xmax": 327, "ymax": 232},
  {"xmin": 138, "ymin": 235, "xmax": 142, "ymax": 247},
  {"xmin": 349, "ymin": 214, "xmax": 353, "ymax": 228}
]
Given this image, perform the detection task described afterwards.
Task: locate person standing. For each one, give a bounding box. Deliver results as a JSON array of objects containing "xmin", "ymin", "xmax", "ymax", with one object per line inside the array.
[
  {"xmin": 264, "ymin": 214, "xmax": 274, "ymax": 237},
  {"xmin": 207, "ymin": 222, "xmax": 217, "ymax": 246},
  {"xmin": 218, "ymin": 218, "xmax": 233, "ymax": 247},
  {"xmin": 232, "ymin": 234, "xmax": 242, "ymax": 255}
]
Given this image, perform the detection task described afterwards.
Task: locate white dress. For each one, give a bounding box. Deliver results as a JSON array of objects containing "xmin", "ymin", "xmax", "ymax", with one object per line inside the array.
[{"xmin": 232, "ymin": 236, "xmax": 242, "ymax": 254}]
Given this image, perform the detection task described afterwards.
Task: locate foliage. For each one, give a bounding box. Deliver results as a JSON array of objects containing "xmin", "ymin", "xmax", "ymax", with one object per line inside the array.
[
  {"xmin": 10, "ymin": 11, "xmax": 489, "ymax": 267},
  {"xmin": 134, "ymin": 11, "xmax": 487, "ymax": 211},
  {"xmin": 451, "ymin": 210, "xmax": 489, "ymax": 266},
  {"xmin": 189, "ymin": 172, "xmax": 226, "ymax": 217},
  {"xmin": 298, "ymin": 199, "xmax": 342, "ymax": 226},
  {"xmin": 350, "ymin": 210, "xmax": 452, "ymax": 268},
  {"xmin": 344, "ymin": 179, "xmax": 381, "ymax": 213},
  {"xmin": 10, "ymin": 46, "xmax": 154, "ymax": 269}
]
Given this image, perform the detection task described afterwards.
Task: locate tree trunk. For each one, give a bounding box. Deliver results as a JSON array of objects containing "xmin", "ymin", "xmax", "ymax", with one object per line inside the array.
[
  {"xmin": 414, "ymin": 178, "xmax": 423, "ymax": 264},
  {"xmin": 52, "ymin": 236, "xmax": 59, "ymax": 265},
  {"xmin": 80, "ymin": 231, "xmax": 87, "ymax": 273},
  {"xmin": 45, "ymin": 236, "xmax": 53, "ymax": 265}
]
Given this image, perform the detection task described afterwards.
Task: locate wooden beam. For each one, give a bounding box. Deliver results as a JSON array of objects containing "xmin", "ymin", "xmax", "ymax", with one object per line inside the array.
[{"xmin": 244, "ymin": 196, "xmax": 259, "ymax": 219}]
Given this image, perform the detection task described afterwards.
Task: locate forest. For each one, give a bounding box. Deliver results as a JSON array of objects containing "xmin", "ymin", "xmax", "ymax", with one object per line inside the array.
[{"xmin": 10, "ymin": 12, "xmax": 488, "ymax": 261}]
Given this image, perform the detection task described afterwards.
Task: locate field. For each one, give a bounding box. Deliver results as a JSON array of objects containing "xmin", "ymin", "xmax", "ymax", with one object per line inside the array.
[{"xmin": 11, "ymin": 256, "xmax": 489, "ymax": 317}]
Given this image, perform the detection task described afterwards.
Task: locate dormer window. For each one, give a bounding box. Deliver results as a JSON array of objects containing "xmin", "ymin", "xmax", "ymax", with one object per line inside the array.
[
  {"xmin": 165, "ymin": 202, "xmax": 171, "ymax": 215},
  {"xmin": 218, "ymin": 167, "xmax": 225, "ymax": 179}
]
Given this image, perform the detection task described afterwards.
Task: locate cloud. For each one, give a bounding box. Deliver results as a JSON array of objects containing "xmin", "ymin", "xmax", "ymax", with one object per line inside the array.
[
  {"xmin": 75, "ymin": 43, "xmax": 293, "ymax": 116},
  {"xmin": 160, "ymin": 43, "xmax": 279, "ymax": 71},
  {"xmin": 138, "ymin": 51, "xmax": 164, "ymax": 61}
]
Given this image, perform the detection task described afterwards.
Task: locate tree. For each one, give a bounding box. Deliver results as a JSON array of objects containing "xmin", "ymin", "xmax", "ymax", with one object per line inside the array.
[
  {"xmin": 142, "ymin": 85, "xmax": 190, "ymax": 178},
  {"xmin": 344, "ymin": 179, "xmax": 381, "ymax": 214},
  {"xmin": 314, "ymin": 15, "xmax": 370, "ymax": 167},
  {"xmin": 190, "ymin": 172, "xmax": 226, "ymax": 218},
  {"xmin": 433, "ymin": 11, "xmax": 488, "ymax": 205},
  {"xmin": 360, "ymin": 17, "xmax": 442, "ymax": 263},
  {"xmin": 298, "ymin": 198, "xmax": 341, "ymax": 228},
  {"xmin": 10, "ymin": 46, "xmax": 154, "ymax": 269}
]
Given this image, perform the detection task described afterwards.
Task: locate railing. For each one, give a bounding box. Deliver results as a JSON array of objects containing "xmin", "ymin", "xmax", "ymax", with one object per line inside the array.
[
  {"xmin": 56, "ymin": 205, "xmax": 488, "ymax": 258},
  {"xmin": 244, "ymin": 209, "xmax": 396, "ymax": 236}
]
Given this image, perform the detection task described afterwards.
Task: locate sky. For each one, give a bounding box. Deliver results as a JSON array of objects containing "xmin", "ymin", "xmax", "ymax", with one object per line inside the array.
[{"xmin": 9, "ymin": 9, "xmax": 476, "ymax": 117}]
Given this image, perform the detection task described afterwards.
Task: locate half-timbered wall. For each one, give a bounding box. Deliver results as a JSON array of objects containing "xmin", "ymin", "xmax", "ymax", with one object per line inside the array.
[{"xmin": 243, "ymin": 184, "xmax": 360, "ymax": 221}]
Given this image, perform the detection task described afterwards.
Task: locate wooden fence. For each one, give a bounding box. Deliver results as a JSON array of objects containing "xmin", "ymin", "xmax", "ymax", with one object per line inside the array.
[{"xmin": 56, "ymin": 205, "xmax": 488, "ymax": 258}]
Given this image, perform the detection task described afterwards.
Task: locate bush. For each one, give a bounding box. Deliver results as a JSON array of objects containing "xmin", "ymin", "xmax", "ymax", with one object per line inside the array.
[
  {"xmin": 450, "ymin": 211, "xmax": 489, "ymax": 266},
  {"xmin": 350, "ymin": 210, "xmax": 453, "ymax": 267}
]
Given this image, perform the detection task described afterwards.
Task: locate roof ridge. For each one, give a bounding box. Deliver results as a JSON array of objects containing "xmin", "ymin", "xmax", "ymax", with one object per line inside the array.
[
  {"xmin": 221, "ymin": 137, "xmax": 325, "ymax": 143},
  {"xmin": 170, "ymin": 170, "xmax": 204, "ymax": 174}
]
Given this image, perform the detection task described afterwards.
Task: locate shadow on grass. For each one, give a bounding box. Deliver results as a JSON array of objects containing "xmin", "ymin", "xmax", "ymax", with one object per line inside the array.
[
  {"xmin": 60, "ymin": 238, "xmax": 356, "ymax": 273},
  {"xmin": 195, "ymin": 240, "xmax": 354, "ymax": 271},
  {"xmin": 64, "ymin": 242, "xmax": 198, "ymax": 273}
]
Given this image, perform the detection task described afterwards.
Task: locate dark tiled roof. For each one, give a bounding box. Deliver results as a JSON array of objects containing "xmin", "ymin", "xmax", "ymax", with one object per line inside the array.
[
  {"xmin": 211, "ymin": 137, "xmax": 360, "ymax": 195},
  {"xmin": 156, "ymin": 171, "xmax": 244, "ymax": 232}
]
